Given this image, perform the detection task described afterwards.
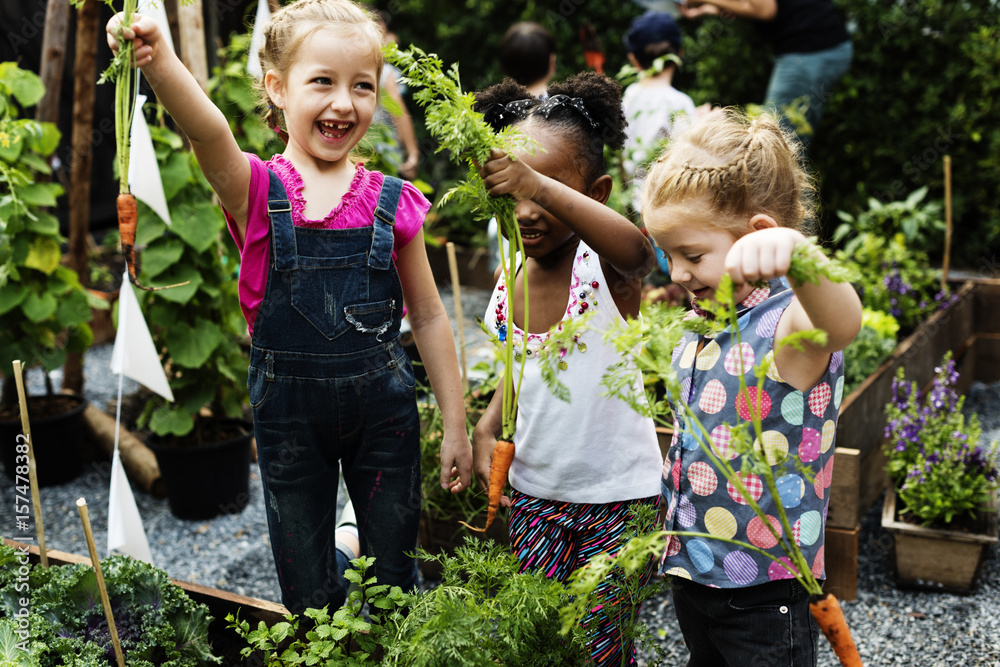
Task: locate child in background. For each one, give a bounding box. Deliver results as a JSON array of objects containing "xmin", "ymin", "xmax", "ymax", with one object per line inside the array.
[
  {"xmin": 472, "ymin": 73, "xmax": 662, "ymax": 666},
  {"xmin": 106, "ymin": 0, "xmax": 472, "ymax": 614},
  {"xmin": 498, "ymin": 21, "xmax": 557, "ymax": 99},
  {"xmin": 621, "ymin": 11, "xmax": 698, "ymax": 189},
  {"xmin": 640, "ymin": 109, "xmax": 862, "ymax": 666}
]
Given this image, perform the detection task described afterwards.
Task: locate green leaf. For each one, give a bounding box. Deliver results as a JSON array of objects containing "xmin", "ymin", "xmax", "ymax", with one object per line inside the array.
[
  {"xmin": 149, "ymin": 404, "xmax": 195, "ymax": 437},
  {"xmin": 2, "ymin": 64, "xmax": 46, "ymax": 107},
  {"xmin": 158, "ymin": 150, "xmax": 193, "ymax": 202},
  {"xmin": 165, "ymin": 317, "xmax": 224, "ymax": 368},
  {"xmin": 140, "ymin": 238, "xmax": 186, "ymax": 278},
  {"xmin": 134, "ymin": 201, "xmax": 168, "ymax": 246},
  {"xmin": 0, "ymin": 283, "xmax": 27, "ymax": 315},
  {"xmin": 17, "ymin": 182, "xmax": 62, "ymax": 208},
  {"xmin": 25, "ymin": 210, "xmax": 59, "ymax": 235},
  {"xmin": 21, "ymin": 291, "xmax": 57, "ymax": 322},
  {"xmin": 25, "ymin": 121, "xmax": 60, "ymax": 157},
  {"xmin": 170, "ymin": 203, "xmax": 225, "ymax": 254},
  {"xmin": 22, "ymin": 235, "xmax": 61, "ymax": 274},
  {"xmin": 16, "ymin": 150, "xmax": 50, "ymax": 175},
  {"xmin": 66, "ymin": 324, "xmax": 93, "ymax": 354},
  {"xmin": 143, "ymin": 263, "xmax": 202, "ymax": 303},
  {"xmin": 56, "ymin": 289, "xmax": 91, "ymax": 327}
]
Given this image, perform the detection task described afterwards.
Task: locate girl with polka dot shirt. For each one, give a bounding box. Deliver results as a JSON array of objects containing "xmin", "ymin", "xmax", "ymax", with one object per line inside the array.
[{"xmin": 640, "ymin": 108, "xmax": 862, "ymax": 667}]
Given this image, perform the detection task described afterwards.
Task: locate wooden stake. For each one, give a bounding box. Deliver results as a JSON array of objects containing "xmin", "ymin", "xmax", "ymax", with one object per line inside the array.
[
  {"xmin": 446, "ymin": 242, "xmax": 469, "ymax": 393},
  {"xmin": 77, "ymin": 498, "xmax": 127, "ymax": 667},
  {"xmin": 942, "ymin": 155, "xmax": 953, "ymax": 291},
  {"xmin": 11, "ymin": 361, "xmax": 48, "ymax": 567}
]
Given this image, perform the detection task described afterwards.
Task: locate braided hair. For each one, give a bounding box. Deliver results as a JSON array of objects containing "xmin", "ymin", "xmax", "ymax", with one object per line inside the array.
[
  {"xmin": 640, "ymin": 108, "xmax": 815, "ymax": 234},
  {"xmin": 473, "ymin": 72, "xmax": 627, "ymax": 185},
  {"xmin": 254, "ymin": 0, "xmax": 384, "ymax": 144}
]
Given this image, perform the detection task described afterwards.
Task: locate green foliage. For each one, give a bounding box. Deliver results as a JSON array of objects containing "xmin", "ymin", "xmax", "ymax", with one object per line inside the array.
[
  {"xmin": 0, "ymin": 62, "xmax": 94, "ymax": 382},
  {"xmin": 206, "ymin": 31, "xmax": 284, "ymax": 159},
  {"xmin": 842, "ymin": 308, "xmax": 898, "ymax": 395},
  {"xmin": 836, "ymin": 231, "xmax": 952, "ymax": 333},
  {"xmin": 385, "ymin": 539, "xmax": 591, "ymax": 666},
  {"xmin": 811, "ymin": 2, "xmax": 1000, "ymax": 265},
  {"xmin": 129, "ymin": 116, "xmax": 248, "ymax": 439},
  {"xmin": 229, "ymin": 556, "xmax": 414, "ymax": 666},
  {"xmin": 833, "ymin": 186, "xmax": 944, "ymax": 259},
  {"xmin": 0, "ymin": 545, "xmax": 220, "ymax": 665},
  {"xmin": 883, "ymin": 353, "xmax": 999, "ymax": 527}
]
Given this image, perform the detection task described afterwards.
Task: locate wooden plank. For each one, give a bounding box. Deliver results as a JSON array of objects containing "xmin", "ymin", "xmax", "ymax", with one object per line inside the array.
[
  {"xmin": 4, "ymin": 539, "xmax": 290, "ymax": 626},
  {"xmin": 823, "ymin": 523, "xmax": 859, "ymax": 602},
  {"xmin": 973, "ymin": 282, "xmax": 1000, "ymax": 334},
  {"xmin": 973, "ymin": 334, "xmax": 1000, "ymax": 384},
  {"xmin": 828, "ymin": 444, "xmax": 887, "ymax": 530}
]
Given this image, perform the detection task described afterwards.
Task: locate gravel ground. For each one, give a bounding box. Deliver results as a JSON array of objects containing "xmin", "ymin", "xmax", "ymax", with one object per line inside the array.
[{"xmin": 2, "ymin": 285, "xmax": 999, "ymax": 666}]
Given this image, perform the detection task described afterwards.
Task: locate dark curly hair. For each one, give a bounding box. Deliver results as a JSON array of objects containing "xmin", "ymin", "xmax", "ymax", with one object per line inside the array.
[{"xmin": 473, "ymin": 72, "xmax": 626, "ymax": 185}]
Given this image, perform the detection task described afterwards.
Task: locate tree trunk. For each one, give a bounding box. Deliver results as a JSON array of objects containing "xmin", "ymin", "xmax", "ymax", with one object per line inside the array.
[
  {"xmin": 35, "ymin": 0, "xmax": 71, "ymax": 125},
  {"xmin": 62, "ymin": 0, "xmax": 101, "ymax": 395}
]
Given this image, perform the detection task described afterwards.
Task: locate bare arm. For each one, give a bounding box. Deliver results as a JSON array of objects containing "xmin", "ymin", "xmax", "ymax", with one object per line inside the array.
[
  {"xmin": 480, "ymin": 149, "xmax": 656, "ymax": 281},
  {"xmin": 684, "ymin": 0, "xmax": 777, "ymax": 20},
  {"xmin": 109, "ymin": 13, "xmax": 251, "ymax": 240},
  {"xmin": 395, "ymin": 229, "xmax": 473, "ymax": 493},
  {"xmin": 726, "ymin": 226, "xmax": 862, "ymax": 389}
]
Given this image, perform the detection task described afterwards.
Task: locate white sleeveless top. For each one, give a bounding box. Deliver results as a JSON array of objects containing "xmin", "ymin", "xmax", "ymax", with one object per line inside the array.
[{"xmin": 484, "ymin": 241, "xmax": 662, "ymax": 504}]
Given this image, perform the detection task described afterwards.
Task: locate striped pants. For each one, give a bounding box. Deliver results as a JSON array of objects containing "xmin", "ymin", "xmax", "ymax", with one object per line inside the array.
[{"xmin": 508, "ymin": 489, "xmax": 659, "ymax": 666}]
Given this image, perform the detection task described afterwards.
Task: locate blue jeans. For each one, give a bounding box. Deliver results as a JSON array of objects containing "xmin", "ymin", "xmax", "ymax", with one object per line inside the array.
[
  {"xmin": 250, "ymin": 342, "xmax": 421, "ymax": 614},
  {"xmin": 670, "ymin": 578, "xmax": 819, "ymax": 667},
  {"xmin": 765, "ymin": 40, "xmax": 853, "ymax": 148}
]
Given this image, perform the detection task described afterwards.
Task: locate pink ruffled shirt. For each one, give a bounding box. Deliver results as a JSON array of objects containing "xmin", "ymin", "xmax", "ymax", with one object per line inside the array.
[{"xmin": 223, "ymin": 154, "xmax": 429, "ymax": 335}]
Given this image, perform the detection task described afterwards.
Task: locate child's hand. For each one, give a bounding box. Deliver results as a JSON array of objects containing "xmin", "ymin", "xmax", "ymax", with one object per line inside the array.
[
  {"xmin": 440, "ymin": 431, "xmax": 473, "ymax": 494},
  {"xmin": 724, "ymin": 227, "xmax": 807, "ymax": 285},
  {"xmin": 106, "ymin": 12, "xmax": 161, "ymax": 67},
  {"xmin": 472, "ymin": 426, "xmax": 511, "ymax": 508},
  {"xmin": 479, "ymin": 148, "xmax": 542, "ymax": 204}
]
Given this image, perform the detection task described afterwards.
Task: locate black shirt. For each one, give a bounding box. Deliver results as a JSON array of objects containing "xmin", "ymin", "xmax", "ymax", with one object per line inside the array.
[{"xmin": 753, "ymin": 0, "xmax": 850, "ymax": 55}]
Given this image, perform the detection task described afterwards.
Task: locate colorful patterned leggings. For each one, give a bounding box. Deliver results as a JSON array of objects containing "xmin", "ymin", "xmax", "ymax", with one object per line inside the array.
[{"xmin": 508, "ymin": 489, "xmax": 660, "ymax": 666}]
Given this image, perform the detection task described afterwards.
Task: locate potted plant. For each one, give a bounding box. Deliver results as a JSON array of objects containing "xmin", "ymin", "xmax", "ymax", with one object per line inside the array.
[
  {"xmin": 880, "ymin": 352, "xmax": 1000, "ymax": 591},
  {"xmin": 0, "ymin": 62, "xmax": 96, "ymax": 486},
  {"xmin": 0, "ymin": 543, "xmax": 221, "ymax": 665},
  {"xmin": 126, "ymin": 116, "xmax": 251, "ymax": 520}
]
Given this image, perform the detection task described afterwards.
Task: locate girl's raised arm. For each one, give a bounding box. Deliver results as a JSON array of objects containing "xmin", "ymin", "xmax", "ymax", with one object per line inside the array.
[
  {"xmin": 108, "ymin": 14, "xmax": 251, "ymax": 238},
  {"xmin": 480, "ymin": 149, "xmax": 655, "ymax": 280}
]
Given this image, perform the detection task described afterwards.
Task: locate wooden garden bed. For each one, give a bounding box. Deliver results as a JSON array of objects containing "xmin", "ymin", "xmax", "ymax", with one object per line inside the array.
[{"xmin": 4, "ymin": 538, "xmax": 288, "ymax": 665}]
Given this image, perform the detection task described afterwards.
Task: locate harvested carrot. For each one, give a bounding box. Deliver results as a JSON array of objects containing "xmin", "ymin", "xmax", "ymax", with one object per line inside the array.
[
  {"xmin": 810, "ymin": 593, "xmax": 862, "ymax": 666},
  {"xmin": 459, "ymin": 438, "xmax": 514, "ymax": 533},
  {"xmin": 117, "ymin": 192, "xmax": 189, "ymax": 292}
]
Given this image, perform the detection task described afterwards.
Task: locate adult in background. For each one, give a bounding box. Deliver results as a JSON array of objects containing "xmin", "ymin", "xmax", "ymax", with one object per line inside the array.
[{"xmin": 681, "ymin": 0, "xmax": 852, "ymax": 149}]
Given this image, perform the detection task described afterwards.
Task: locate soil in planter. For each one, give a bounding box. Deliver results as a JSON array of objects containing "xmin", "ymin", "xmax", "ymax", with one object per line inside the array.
[{"xmin": 0, "ymin": 394, "xmax": 87, "ymax": 486}]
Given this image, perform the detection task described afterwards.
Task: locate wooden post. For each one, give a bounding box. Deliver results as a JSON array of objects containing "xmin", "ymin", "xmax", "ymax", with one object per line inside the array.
[
  {"xmin": 12, "ymin": 361, "xmax": 49, "ymax": 567},
  {"xmin": 942, "ymin": 155, "xmax": 953, "ymax": 291},
  {"xmin": 178, "ymin": 0, "xmax": 209, "ymax": 92},
  {"xmin": 35, "ymin": 0, "xmax": 71, "ymax": 125},
  {"xmin": 77, "ymin": 499, "xmax": 127, "ymax": 667},
  {"xmin": 63, "ymin": 0, "xmax": 101, "ymax": 395}
]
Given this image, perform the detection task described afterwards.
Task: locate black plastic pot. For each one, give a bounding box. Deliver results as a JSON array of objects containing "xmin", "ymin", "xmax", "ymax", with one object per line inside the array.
[
  {"xmin": 146, "ymin": 419, "xmax": 253, "ymax": 520},
  {"xmin": 0, "ymin": 394, "xmax": 87, "ymax": 486}
]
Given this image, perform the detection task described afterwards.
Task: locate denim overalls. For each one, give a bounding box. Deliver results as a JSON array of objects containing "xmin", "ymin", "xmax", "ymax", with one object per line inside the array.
[{"xmin": 248, "ymin": 169, "xmax": 421, "ymax": 614}]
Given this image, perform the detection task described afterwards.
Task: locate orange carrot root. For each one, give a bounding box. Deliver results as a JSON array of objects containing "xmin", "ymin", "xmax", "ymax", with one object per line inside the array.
[
  {"xmin": 458, "ymin": 438, "xmax": 515, "ymax": 533},
  {"xmin": 117, "ymin": 192, "xmax": 190, "ymax": 292},
  {"xmin": 809, "ymin": 593, "xmax": 862, "ymax": 667}
]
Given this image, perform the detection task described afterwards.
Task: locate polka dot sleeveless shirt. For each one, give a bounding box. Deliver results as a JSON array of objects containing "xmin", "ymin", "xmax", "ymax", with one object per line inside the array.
[{"xmin": 660, "ymin": 277, "xmax": 845, "ymax": 587}]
